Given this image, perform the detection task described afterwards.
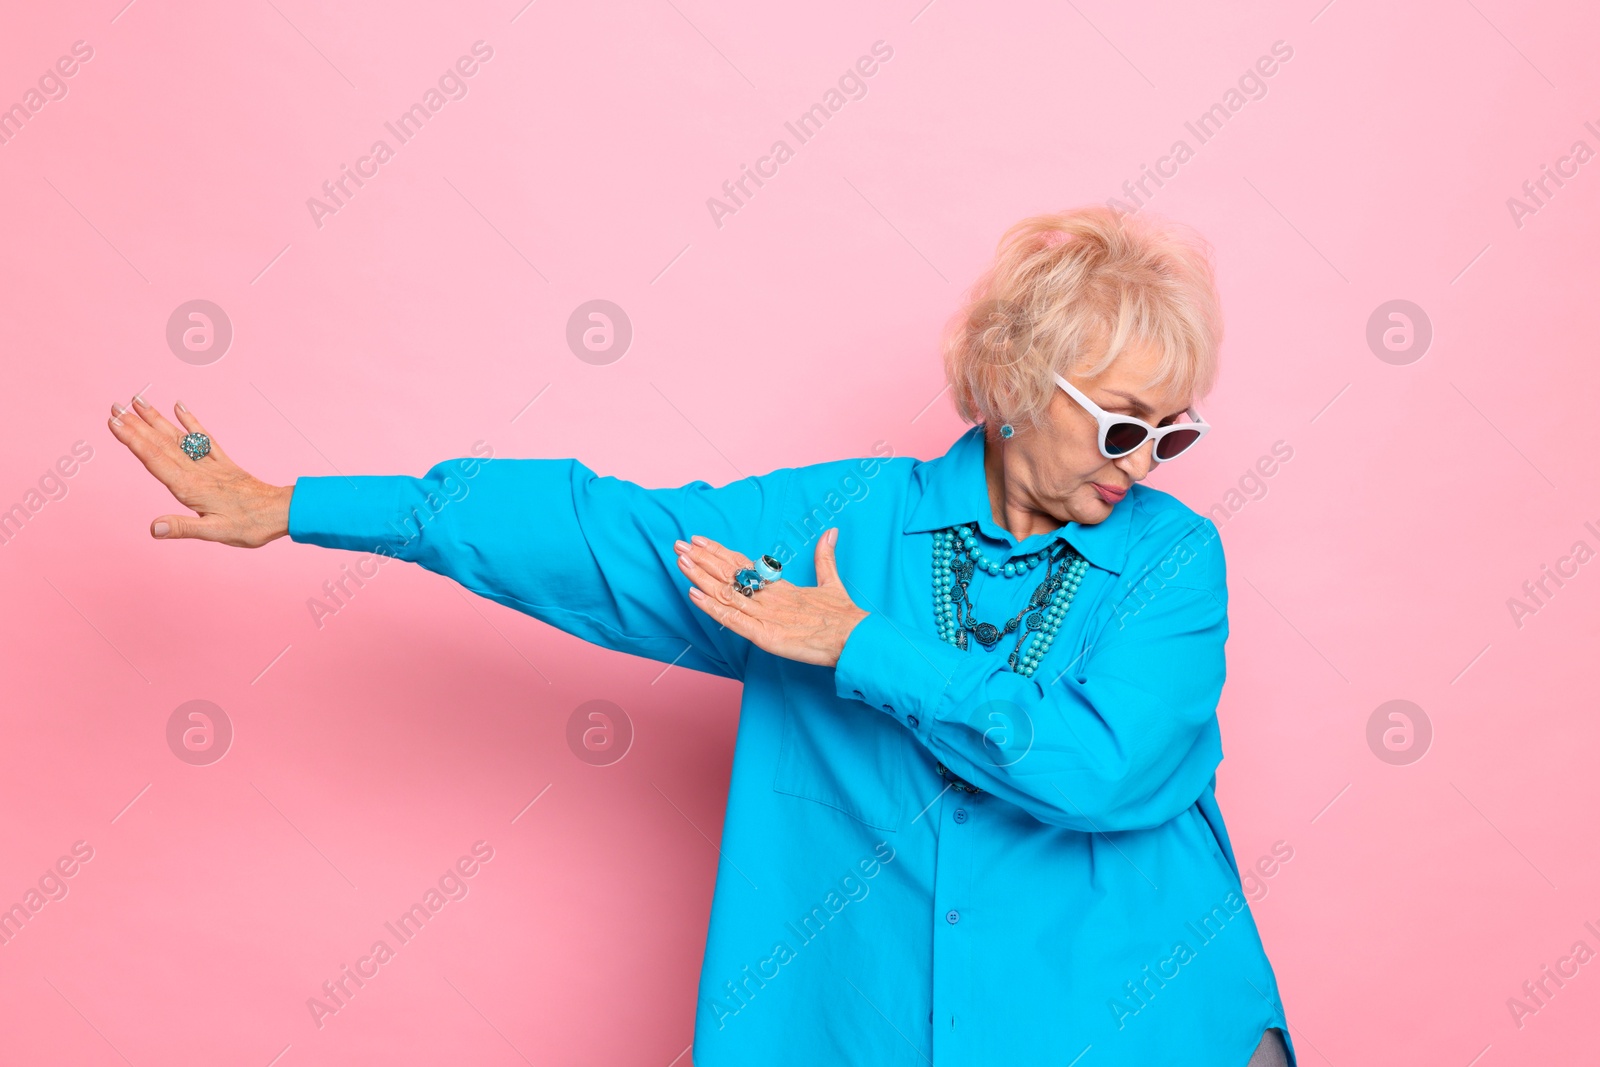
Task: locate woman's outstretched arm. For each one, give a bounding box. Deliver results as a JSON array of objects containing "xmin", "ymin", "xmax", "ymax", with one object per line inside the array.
[{"xmin": 108, "ymin": 395, "xmax": 790, "ymax": 679}]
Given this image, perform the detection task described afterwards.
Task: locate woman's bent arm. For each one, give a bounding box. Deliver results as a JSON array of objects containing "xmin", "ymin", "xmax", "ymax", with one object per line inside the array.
[{"xmin": 834, "ymin": 516, "xmax": 1228, "ymax": 832}]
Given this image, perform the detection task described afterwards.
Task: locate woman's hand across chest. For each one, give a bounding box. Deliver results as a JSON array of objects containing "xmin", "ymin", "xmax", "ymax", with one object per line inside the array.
[{"xmin": 675, "ymin": 528, "xmax": 868, "ymax": 668}]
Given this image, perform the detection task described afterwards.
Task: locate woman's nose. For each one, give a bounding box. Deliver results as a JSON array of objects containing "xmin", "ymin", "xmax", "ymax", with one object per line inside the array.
[{"xmin": 1115, "ymin": 441, "xmax": 1156, "ymax": 481}]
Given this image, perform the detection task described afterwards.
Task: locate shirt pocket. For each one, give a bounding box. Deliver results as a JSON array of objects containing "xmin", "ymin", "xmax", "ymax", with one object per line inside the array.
[{"xmin": 771, "ymin": 659, "xmax": 908, "ymax": 832}]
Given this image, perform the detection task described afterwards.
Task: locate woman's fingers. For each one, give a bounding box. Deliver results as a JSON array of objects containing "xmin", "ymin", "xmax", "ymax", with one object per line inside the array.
[
  {"xmin": 107, "ymin": 395, "xmax": 293, "ymax": 548},
  {"xmin": 133, "ymin": 395, "xmax": 229, "ymax": 464},
  {"xmin": 677, "ymin": 537, "xmax": 759, "ymax": 609},
  {"xmin": 129, "ymin": 393, "xmax": 184, "ymax": 442},
  {"xmin": 169, "ymin": 400, "xmax": 233, "ymax": 465},
  {"xmin": 686, "ymin": 585, "xmax": 761, "ymax": 639},
  {"xmin": 674, "ymin": 543, "xmax": 759, "ymax": 617},
  {"xmin": 117, "ymin": 395, "xmax": 230, "ymax": 469},
  {"xmin": 150, "ymin": 511, "xmax": 226, "ymax": 542},
  {"xmin": 677, "ymin": 548, "xmax": 769, "ymax": 639},
  {"xmin": 691, "ymin": 535, "xmax": 751, "ymax": 578},
  {"xmin": 124, "ymin": 398, "xmax": 183, "ymax": 465},
  {"xmin": 674, "ymin": 542, "xmax": 734, "ymax": 596},
  {"xmin": 814, "ymin": 527, "xmax": 841, "ymax": 585},
  {"xmin": 108, "ymin": 403, "xmax": 188, "ymax": 492},
  {"xmin": 110, "ymin": 397, "xmax": 219, "ymax": 537}
]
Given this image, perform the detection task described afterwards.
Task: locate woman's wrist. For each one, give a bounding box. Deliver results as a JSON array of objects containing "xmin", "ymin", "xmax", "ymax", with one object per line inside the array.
[
  {"xmin": 826, "ymin": 606, "xmax": 871, "ymax": 666},
  {"xmin": 252, "ymin": 481, "xmax": 295, "ymax": 544}
]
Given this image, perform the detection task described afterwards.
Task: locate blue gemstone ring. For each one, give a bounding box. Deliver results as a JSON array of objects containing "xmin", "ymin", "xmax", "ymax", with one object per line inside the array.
[
  {"xmin": 733, "ymin": 554, "xmax": 783, "ymax": 597},
  {"xmin": 180, "ymin": 432, "xmax": 212, "ymax": 461}
]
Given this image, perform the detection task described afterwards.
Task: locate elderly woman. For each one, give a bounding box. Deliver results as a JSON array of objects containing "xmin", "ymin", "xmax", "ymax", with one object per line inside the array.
[{"xmin": 110, "ymin": 206, "xmax": 1294, "ymax": 1065}]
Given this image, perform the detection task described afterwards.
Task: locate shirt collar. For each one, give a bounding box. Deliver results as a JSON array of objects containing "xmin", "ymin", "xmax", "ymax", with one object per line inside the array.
[{"xmin": 902, "ymin": 423, "xmax": 1134, "ymax": 576}]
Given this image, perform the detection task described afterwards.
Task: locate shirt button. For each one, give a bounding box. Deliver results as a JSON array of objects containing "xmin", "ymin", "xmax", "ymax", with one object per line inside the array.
[
  {"xmin": 883, "ymin": 704, "xmax": 895, "ymax": 714},
  {"xmin": 953, "ymin": 808, "xmax": 968, "ymax": 824},
  {"xmin": 907, "ymin": 715, "xmax": 919, "ymax": 728},
  {"xmin": 945, "ymin": 909, "xmax": 960, "ymax": 925},
  {"xmin": 852, "ymin": 690, "xmax": 864, "ymax": 700}
]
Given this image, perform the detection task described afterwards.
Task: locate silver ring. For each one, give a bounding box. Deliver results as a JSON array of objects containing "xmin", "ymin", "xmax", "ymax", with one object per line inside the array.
[
  {"xmin": 733, "ymin": 554, "xmax": 783, "ymax": 597},
  {"xmin": 180, "ymin": 432, "xmax": 212, "ymax": 461}
]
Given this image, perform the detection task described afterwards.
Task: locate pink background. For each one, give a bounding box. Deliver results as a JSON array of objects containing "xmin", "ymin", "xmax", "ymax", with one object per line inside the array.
[{"xmin": 3, "ymin": 0, "xmax": 1597, "ymax": 1062}]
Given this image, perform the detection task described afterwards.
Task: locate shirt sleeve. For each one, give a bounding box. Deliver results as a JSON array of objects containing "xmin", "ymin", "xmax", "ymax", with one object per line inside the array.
[
  {"xmin": 287, "ymin": 455, "xmax": 794, "ymax": 680},
  {"xmin": 833, "ymin": 516, "xmax": 1227, "ymax": 832}
]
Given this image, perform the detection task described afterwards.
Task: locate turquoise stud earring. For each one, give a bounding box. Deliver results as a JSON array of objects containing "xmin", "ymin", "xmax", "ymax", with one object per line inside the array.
[{"xmin": 999, "ymin": 423, "xmax": 1015, "ymax": 439}]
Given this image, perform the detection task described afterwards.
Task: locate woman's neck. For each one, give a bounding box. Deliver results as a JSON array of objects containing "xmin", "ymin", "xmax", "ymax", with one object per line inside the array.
[{"xmin": 982, "ymin": 427, "xmax": 1056, "ymax": 541}]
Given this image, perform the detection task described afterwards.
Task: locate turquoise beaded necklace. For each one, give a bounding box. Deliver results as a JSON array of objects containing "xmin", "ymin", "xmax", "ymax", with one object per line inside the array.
[{"xmin": 932, "ymin": 524, "xmax": 1090, "ymax": 678}]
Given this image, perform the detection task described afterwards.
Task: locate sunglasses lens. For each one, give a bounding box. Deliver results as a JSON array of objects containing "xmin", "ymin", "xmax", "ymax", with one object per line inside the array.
[
  {"xmin": 1154, "ymin": 428, "xmax": 1202, "ymax": 460},
  {"xmin": 1103, "ymin": 422, "xmax": 1149, "ymax": 456}
]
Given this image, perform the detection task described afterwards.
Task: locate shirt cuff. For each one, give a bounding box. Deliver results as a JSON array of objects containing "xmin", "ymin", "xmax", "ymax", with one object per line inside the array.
[
  {"xmin": 286, "ymin": 463, "xmax": 480, "ymax": 555},
  {"xmin": 834, "ymin": 611, "xmax": 967, "ymax": 737}
]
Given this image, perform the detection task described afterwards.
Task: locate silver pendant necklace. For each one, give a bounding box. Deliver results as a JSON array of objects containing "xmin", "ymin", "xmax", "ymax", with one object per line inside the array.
[{"xmin": 931, "ymin": 524, "xmax": 1089, "ymax": 678}]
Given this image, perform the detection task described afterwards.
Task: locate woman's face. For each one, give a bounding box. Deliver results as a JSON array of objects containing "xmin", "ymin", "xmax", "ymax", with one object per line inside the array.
[{"xmin": 993, "ymin": 343, "xmax": 1196, "ymax": 530}]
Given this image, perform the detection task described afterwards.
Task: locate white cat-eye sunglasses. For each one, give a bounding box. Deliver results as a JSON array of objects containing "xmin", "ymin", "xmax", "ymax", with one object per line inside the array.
[{"xmin": 1052, "ymin": 372, "xmax": 1211, "ymax": 463}]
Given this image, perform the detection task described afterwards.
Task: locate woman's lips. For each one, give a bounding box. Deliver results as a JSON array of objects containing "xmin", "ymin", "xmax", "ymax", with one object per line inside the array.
[{"xmin": 1092, "ymin": 482, "xmax": 1127, "ymax": 504}]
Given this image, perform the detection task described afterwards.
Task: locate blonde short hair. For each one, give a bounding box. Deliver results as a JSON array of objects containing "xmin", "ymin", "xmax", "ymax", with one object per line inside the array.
[{"xmin": 942, "ymin": 205, "xmax": 1222, "ymax": 430}]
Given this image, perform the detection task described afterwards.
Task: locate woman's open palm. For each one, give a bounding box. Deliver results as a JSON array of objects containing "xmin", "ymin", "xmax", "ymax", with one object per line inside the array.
[{"xmin": 107, "ymin": 395, "xmax": 292, "ymax": 547}]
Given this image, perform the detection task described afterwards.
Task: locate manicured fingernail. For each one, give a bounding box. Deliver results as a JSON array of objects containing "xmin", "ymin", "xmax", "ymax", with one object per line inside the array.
[
  {"xmin": 133, "ymin": 395, "xmax": 149, "ymax": 408},
  {"xmin": 691, "ymin": 534, "xmax": 709, "ymax": 546},
  {"xmin": 153, "ymin": 522, "xmax": 170, "ymax": 536},
  {"xmin": 688, "ymin": 587, "xmax": 704, "ymax": 599},
  {"xmin": 111, "ymin": 415, "xmax": 122, "ymax": 427},
  {"xmin": 176, "ymin": 400, "xmax": 188, "ymax": 413},
  {"xmin": 674, "ymin": 540, "xmax": 690, "ymax": 554},
  {"xmin": 827, "ymin": 527, "xmax": 839, "ymax": 545},
  {"xmin": 112, "ymin": 403, "xmax": 126, "ymax": 415}
]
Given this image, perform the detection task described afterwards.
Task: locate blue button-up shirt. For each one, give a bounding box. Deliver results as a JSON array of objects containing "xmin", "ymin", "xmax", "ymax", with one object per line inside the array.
[{"xmin": 288, "ymin": 424, "xmax": 1295, "ymax": 1065}]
